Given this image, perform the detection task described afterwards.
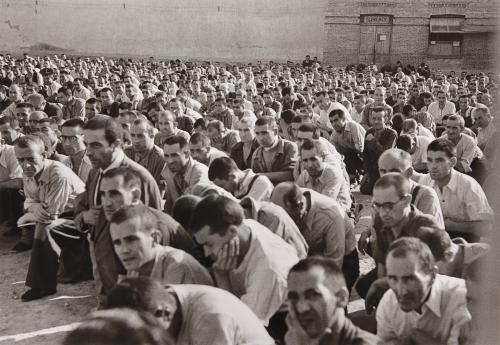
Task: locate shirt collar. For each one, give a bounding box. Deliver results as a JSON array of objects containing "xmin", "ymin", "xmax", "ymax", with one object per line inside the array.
[
  {"xmin": 263, "ymin": 136, "xmax": 280, "ymax": 151},
  {"xmin": 422, "ymin": 276, "xmax": 442, "ymax": 318}
]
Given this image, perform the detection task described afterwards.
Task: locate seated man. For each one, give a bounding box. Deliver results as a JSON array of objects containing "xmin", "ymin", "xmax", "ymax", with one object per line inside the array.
[
  {"xmin": 361, "ymin": 107, "xmax": 397, "ymax": 194},
  {"xmin": 189, "ymin": 132, "xmax": 227, "ymax": 167},
  {"xmin": 206, "ymin": 120, "xmax": 240, "ymax": 154},
  {"xmin": 401, "ymin": 117, "xmax": 434, "ymax": 139},
  {"xmin": 162, "ymin": 135, "xmax": 209, "ymax": 213},
  {"xmin": 251, "ymin": 116, "xmax": 298, "ymax": 184},
  {"xmin": 206, "ymin": 97, "xmax": 235, "ymax": 130},
  {"xmin": 441, "ymin": 115, "xmax": 488, "ymax": 183},
  {"xmin": 125, "ymin": 118, "xmax": 165, "ymax": 185},
  {"xmin": 208, "ymin": 156, "xmax": 274, "ymax": 201},
  {"xmin": 153, "ymin": 110, "xmax": 190, "ymax": 148},
  {"xmin": 286, "ymin": 257, "xmax": 380, "ymax": 345},
  {"xmin": 472, "ymin": 104, "xmax": 497, "ymax": 161},
  {"xmin": 296, "ymin": 138, "xmax": 351, "ymax": 212},
  {"xmin": 329, "ymin": 108, "xmax": 366, "ymax": 182},
  {"xmin": 109, "ymin": 205, "xmax": 213, "ymax": 286},
  {"xmin": 377, "ymin": 237, "xmax": 471, "ymax": 345},
  {"xmin": 271, "ymin": 182, "xmax": 359, "ymax": 294},
  {"xmin": 15, "ymin": 135, "xmax": 85, "ymax": 301},
  {"xmin": 239, "ymin": 196, "xmax": 308, "ymax": 259},
  {"xmin": 396, "ymin": 133, "xmax": 432, "ymax": 173},
  {"xmin": 0, "ymin": 131, "xmax": 24, "ymax": 237},
  {"xmin": 107, "ymin": 278, "xmax": 274, "ymax": 345},
  {"xmin": 420, "ymin": 138, "xmax": 493, "ymax": 242},
  {"xmin": 61, "ymin": 118, "xmax": 93, "ymax": 183},
  {"xmin": 230, "ymin": 117, "xmax": 260, "ymax": 170},
  {"xmin": 190, "ymin": 195, "xmax": 299, "ymax": 326},
  {"xmin": 57, "ymin": 86, "xmax": 85, "ymax": 119}
]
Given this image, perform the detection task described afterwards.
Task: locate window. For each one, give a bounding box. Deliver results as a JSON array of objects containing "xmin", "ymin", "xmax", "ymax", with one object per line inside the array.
[{"xmin": 428, "ymin": 16, "xmax": 464, "ymax": 57}]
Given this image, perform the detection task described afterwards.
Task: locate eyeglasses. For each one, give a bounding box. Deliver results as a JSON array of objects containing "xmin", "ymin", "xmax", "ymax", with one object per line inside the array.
[{"xmin": 372, "ymin": 195, "xmax": 407, "ymax": 212}]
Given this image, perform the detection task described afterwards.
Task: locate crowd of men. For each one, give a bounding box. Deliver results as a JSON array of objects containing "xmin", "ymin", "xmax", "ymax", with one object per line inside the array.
[{"xmin": 0, "ymin": 52, "xmax": 497, "ymax": 345}]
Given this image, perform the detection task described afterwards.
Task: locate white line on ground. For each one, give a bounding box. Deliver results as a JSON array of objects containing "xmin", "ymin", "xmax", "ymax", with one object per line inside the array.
[
  {"xmin": 0, "ymin": 322, "xmax": 80, "ymax": 343},
  {"xmin": 49, "ymin": 295, "xmax": 93, "ymax": 301}
]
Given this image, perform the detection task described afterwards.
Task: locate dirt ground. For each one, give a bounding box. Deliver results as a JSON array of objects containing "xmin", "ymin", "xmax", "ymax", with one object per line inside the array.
[{"xmin": 0, "ymin": 191, "xmax": 375, "ymax": 344}]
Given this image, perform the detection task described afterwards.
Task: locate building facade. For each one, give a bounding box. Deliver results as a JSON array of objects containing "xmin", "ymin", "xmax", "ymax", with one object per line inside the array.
[{"xmin": 324, "ymin": 0, "xmax": 498, "ymax": 70}]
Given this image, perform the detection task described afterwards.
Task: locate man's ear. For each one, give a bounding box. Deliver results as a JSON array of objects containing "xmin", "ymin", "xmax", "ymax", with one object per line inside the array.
[
  {"xmin": 449, "ymin": 156, "xmax": 458, "ymax": 168},
  {"xmin": 335, "ymin": 287, "xmax": 349, "ymax": 309},
  {"xmin": 227, "ymin": 225, "xmax": 238, "ymax": 238},
  {"xmin": 131, "ymin": 188, "xmax": 142, "ymax": 204},
  {"xmin": 404, "ymin": 166, "xmax": 414, "ymax": 179},
  {"xmin": 151, "ymin": 229, "xmax": 162, "ymax": 245},
  {"xmin": 111, "ymin": 139, "xmax": 122, "ymax": 150}
]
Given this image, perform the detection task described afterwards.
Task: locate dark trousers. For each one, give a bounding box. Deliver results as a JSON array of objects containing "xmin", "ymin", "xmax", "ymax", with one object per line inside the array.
[
  {"xmin": 26, "ymin": 224, "xmax": 92, "ymax": 290},
  {"xmin": 266, "ymin": 311, "xmax": 288, "ymax": 345},
  {"xmin": 355, "ymin": 267, "xmax": 378, "ymax": 300},
  {"xmin": 468, "ymin": 157, "xmax": 489, "ymax": 185},
  {"xmin": 0, "ymin": 188, "xmax": 24, "ymax": 225},
  {"xmin": 342, "ymin": 149, "xmax": 364, "ymax": 179},
  {"xmin": 343, "ymin": 249, "xmax": 360, "ymax": 295}
]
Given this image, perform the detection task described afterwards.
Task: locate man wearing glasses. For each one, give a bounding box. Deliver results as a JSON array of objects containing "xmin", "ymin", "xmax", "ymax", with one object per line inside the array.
[{"xmin": 61, "ymin": 118, "xmax": 92, "ymax": 183}]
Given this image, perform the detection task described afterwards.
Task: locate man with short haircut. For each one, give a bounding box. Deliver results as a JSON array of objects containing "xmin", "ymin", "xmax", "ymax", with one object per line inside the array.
[
  {"xmin": 350, "ymin": 94, "xmax": 366, "ymax": 123},
  {"xmin": 168, "ymin": 97, "xmax": 196, "ymax": 133},
  {"xmin": 99, "ymin": 87, "xmax": 119, "ymax": 117},
  {"xmin": 107, "ymin": 278, "xmax": 274, "ymax": 345},
  {"xmin": 72, "ymin": 78, "xmax": 91, "ymax": 100},
  {"xmin": 15, "ymin": 135, "xmax": 85, "ymax": 301},
  {"xmin": 377, "ymin": 238, "xmax": 471, "ymax": 345},
  {"xmin": 252, "ymin": 116, "xmax": 298, "ymax": 183},
  {"xmin": 206, "ymin": 120, "xmax": 240, "ymax": 154},
  {"xmin": 189, "ymin": 132, "xmax": 227, "ymax": 167},
  {"xmin": 420, "ymin": 138, "xmax": 493, "ymax": 242},
  {"xmin": 315, "ymin": 90, "xmax": 352, "ymax": 134},
  {"xmin": 162, "ymin": 135, "xmax": 209, "ymax": 213},
  {"xmin": 26, "ymin": 93, "xmax": 63, "ymax": 119},
  {"xmin": 191, "ymin": 195, "xmax": 299, "ymax": 326},
  {"xmin": 329, "ymin": 108, "xmax": 366, "ymax": 182},
  {"xmin": 209, "ymin": 156, "xmax": 273, "ymax": 201},
  {"xmin": 61, "ymin": 118, "xmax": 92, "ymax": 183},
  {"xmin": 124, "ymin": 118, "xmax": 165, "ymax": 185},
  {"xmin": 456, "ymin": 94, "xmax": 475, "ymax": 128},
  {"xmin": 0, "ymin": 85, "xmax": 11, "ymax": 113},
  {"xmin": 2, "ymin": 84, "xmax": 24, "ymax": 117},
  {"xmin": 296, "ymin": 139, "xmax": 351, "ymax": 212},
  {"xmin": 41, "ymin": 68, "xmax": 62, "ymax": 102},
  {"xmin": 230, "ymin": 117, "xmax": 260, "ymax": 170},
  {"xmin": 109, "ymin": 205, "xmax": 213, "ymax": 286},
  {"xmin": 428, "ymin": 90, "xmax": 456, "ymax": 130},
  {"xmin": 472, "ymin": 104, "xmax": 497, "ymax": 159},
  {"xmin": 239, "ymin": 196, "xmax": 308, "ymax": 259},
  {"xmin": 84, "ymin": 98, "xmax": 102, "ymax": 120},
  {"xmin": 75, "ymin": 116, "xmax": 161, "ymax": 297},
  {"xmin": 360, "ymin": 86, "xmax": 393, "ymax": 130},
  {"xmin": 271, "ymin": 182, "xmax": 359, "ymax": 294},
  {"xmin": 396, "ymin": 133, "xmax": 432, "ymax": 173},
  {"xmin": 0, "ymin": 115, "xmax": 22, "ymax": 145},
  {"xmin": 441, "ymin": 114, "xmax": 487, "ymax": 182},
  {"xmin": 15, "ymin": 102, "xmax": 34, "ymax": 132},
  {"xmin": 286, "ymin": 257, "xmax": 380, "ymax": 345},
  {"xmin": 207, "ymin": 97, "xmax": 235, "ymax": 130},
  {"xmin": 154, "ymin": 110, "xmax": 190, "ymax": 147},
  {"xmin": 57, "ymin": 86, "xmax": 85, "ymax": 119},
  {"xmin": 362, "ymin": 107, "xmax": 397, "ymax": 194}
]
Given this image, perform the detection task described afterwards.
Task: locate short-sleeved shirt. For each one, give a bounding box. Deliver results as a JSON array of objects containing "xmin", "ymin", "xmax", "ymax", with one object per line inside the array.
[
  {"xmin": 411, "ymin": 135, "xmax": 432, "ymax": 166},
  {"xmin": 420, "ymin": 169, "xmax": 493, "ymax": 223},
  {"xmin": 440, "ymin": 133, "xmax": 483, "ymax": 173},
  {"xmin": 373, "ymin": 205, "xmax": 440, "ymax": 265}
]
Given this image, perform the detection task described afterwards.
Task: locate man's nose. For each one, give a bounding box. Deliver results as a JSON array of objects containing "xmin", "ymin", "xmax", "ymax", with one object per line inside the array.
[{"xmin": 296, "ymin": 298, "xmax": 310, "ymax": 313}]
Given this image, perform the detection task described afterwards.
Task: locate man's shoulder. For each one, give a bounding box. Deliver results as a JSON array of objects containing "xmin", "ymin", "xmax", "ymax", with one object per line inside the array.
[{"xmin": 120, "ymin": 156, "xmax": 156, "ymax": 182}]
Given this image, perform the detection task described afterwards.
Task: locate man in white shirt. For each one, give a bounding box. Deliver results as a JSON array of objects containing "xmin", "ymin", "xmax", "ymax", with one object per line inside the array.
[
  {"xmin": 107, "ymin": 278, "xmax": 275, "ymax": 345},
  {"xmin": 191, "ymin": 195, "xmax": 299, "ymax": 327},
  {"xmin": 427, "ymin": 90, "xmax": 456, "ymax": 127},
  {"xmin": 396, "ymin": 133, "xmax": 432, "ymax": 173},
  {"xmin": 208, "ymin": 156, "xmax": 273, "ymax": 201},
  {"xmin": 316, "ymin": 90, "xmax": 351, "ymax": 135},
  {"xmin": 420, "ymin": 138, "xmax": 493, "ymax": 242},
  {"xmin": 377, "ymin": 237, "xmax": 471, "ymax": 345}
]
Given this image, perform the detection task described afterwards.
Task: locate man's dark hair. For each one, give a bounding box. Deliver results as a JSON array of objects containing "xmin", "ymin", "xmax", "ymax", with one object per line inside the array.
[
  {"xmin": 402, "ymin": 104, "xmax": 416, "ymax": 117},
  {"xmin": 119, "ymin": 102, "xmax": 133, "ymax": 111},
  {"xmin": 297, "ymin": 123, "xmax": 318, "ymax": 136},
  {"xmin": 86, "ymin": 97, "xmax": 101, "ymax": 106},
  {"xmin": 57, "ymin": 86, "xmax": 72, "ymax": 97},
  {"xmin": 99, "ymin": 87, "xmax": 114, "ymax": 95},
  {"xmin": 172, "ymin": 195, "xmax": 202, "ymax": 231},
  {"xmin": 0, "ymin": 115, "xmax": 18, "ymax": 127},
  {"xmin": 387, "ymin": 237, "xmax": 436, "ymax": 275},
  {"xmin": 62, "ymin": 118, "xmax": 85, "ymax": 129},
  {"xmin": 13, "ymin": 134, "xmax": 45, "ymax": 151},
  {"xmin": 190, "ymin": 195, "xmax": 244, "ymax": 236},
  {"xmin": 372, "ymin": 107, "xmax": 387, "ymax": 116},
  {"xmin": 107, "ymin": 277, "xmax": 164, "ymax": 312},
  {"xmin": 147, "ymin": 101, "xmax": 164, "ymax": 113},
  {"xmin": 194, "ymin": 117, "xmax": 209, "ymax": 130},
  {"xmin": 281, "ymin": 109, "xmax": 296, "ymax": 124},
  {"xmin": 414, "ymin": 226, "xmax": 451, "ymax": 262},
  {"xmin": 102, "ymin": 167, "xmax": 142, "ymax": 191},
  {"xmin": 208, "ymin": 157, "xmax": 238, "ymax": 181},
  {"xmin": 281, "ymin": 86, "xmax": 292, "ymax": 96},
  {"xmin": 427, "ymin": 138, "xmax": 457, "ymax": 159},
  {"xmin": 109, "ymin": 204, "xmax": 157, "ymax": 231},
  {"xmin": 329, "ymin": 108, "xmax": 346, "ymax": 119},
  {"xmin": 288, "ymin": 256, "xmax": 346, "ymax": 288},
  {"xmin": 84, "ymin": 115, "xmax": 123, "ymax": 145},
  {"xmin": 255, "ymin": 115, "xmax": 277, "ymax": 128},
  {"xmin": 16, "ymin": 102, "xmax": 34, "ymax": 110},
  {"xmin": 164, "ymin": 134, "xmax": 188, "ymax": 149},
  {"xmin": 189, "ymin": 132, "xmax": 210, "ymax": 146},
  {"xmin": 395, "ymin": 134, "xmax": 413, "ymax": 153}
]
